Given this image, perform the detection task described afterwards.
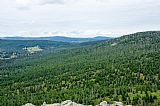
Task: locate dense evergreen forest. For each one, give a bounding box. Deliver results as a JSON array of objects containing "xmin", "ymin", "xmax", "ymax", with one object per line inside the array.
[{"xmin": 0, "ymin": 31, "xmax": 160, "ymax": 106}]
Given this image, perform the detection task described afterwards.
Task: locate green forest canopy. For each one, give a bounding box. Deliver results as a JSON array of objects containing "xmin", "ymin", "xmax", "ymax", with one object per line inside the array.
[{"xmin": 0, "ymin": 31, "xmax": 160, "ymax": 106}]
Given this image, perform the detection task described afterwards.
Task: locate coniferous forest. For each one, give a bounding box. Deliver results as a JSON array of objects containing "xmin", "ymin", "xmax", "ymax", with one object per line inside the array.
[{"xmin": 0, "ymin": 31, "xmax": 160, "ymax": 106}]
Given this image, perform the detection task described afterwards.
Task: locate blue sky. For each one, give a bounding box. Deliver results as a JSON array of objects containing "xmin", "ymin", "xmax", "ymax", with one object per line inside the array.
[{"xmin": 0, "ymin": 0, "xmax": 160, "ymax": 37}]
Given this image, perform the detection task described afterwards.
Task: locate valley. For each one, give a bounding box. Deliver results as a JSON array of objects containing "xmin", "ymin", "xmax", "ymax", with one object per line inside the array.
[{"xmin": 0, "ymin": 31, "xmax": 160, "ymax": 106}]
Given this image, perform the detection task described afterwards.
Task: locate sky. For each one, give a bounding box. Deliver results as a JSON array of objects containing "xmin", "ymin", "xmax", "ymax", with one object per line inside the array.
[{"xmin": 0, "ymin": 0, "xmax": 160, "ymax": 37}]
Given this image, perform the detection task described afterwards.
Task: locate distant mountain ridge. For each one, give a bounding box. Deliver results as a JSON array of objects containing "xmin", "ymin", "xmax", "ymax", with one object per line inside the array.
[{"xmin": 0, "ymin": 36, "xmax": 113, "ymax": 42}]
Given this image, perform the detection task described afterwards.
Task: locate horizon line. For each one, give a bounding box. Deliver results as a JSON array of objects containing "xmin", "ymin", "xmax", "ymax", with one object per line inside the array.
[{"xmin": 0, "ymin": 35, "xmax": 119, "ymax": 38}]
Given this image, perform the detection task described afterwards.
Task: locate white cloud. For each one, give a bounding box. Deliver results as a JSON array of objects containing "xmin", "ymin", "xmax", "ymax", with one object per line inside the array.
[
  {"xmin": 14, "ymin": 30, "xmax": 115, "ymax": 38},
  {"xmin": 15, "ymin": 0, "xmax": 77, "ymax": 9},
  {"xmin": 0, "ymin": 0, "xmax": 160, "ymax": 37}
]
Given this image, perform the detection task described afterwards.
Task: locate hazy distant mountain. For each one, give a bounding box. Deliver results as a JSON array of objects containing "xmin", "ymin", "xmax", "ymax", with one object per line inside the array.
[{"xmin": 0, "ymin": 36, "xmax": 113, "ymax": 42}]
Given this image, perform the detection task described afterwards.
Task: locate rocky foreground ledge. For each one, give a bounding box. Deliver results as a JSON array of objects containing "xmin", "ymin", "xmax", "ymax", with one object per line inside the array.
[{"xmin": 23, "ymin": 100, "xmax": 132, "ymax": 106}]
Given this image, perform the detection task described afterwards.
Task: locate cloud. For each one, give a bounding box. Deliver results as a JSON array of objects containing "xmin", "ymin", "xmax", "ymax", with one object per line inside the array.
[
  {"xmin": 39, "ymin": 0, "xmax": 68, "ymax": 5},
  {"xmin": 15, "ymin": 0, "xmax": 108, "ymax": 9},
  {"xmin": 11, "ymin": 30, "xmax": 115, "ymax": 37},
  {"xmin": 0, "ymin": 0, "xmax": 160, "ymax": 37},
  {"xmin": 15, "ymin": 0, "xmax": 76, "ymax": 8}
]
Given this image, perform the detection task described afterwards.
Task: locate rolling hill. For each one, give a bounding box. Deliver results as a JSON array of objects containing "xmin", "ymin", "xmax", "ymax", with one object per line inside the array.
[{"xmin": 0, "ymin": 31, "xmax": 160, "ymax": 106}]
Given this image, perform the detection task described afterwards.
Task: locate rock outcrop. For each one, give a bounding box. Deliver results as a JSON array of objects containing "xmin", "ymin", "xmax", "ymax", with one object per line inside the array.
[
  {"xmin": 99, "ymin": 101, "xmax": 109, "ymax": 106},
  {"xmin": 114, "ymin": 101, "xmax": 124, "ymax": 106},
  {"xmin": 41, "ymin": 100, "xmax": 86, "ymax": 106},
  {"xmin": 22, "ymin": 103, "xmax": 35, "ymax": 106},
  {"xmin": 98, "ymin": 101, "xmax": 124, "ymax": 106},
  {"xmin": 23, "ymin": 100, "xmax": 131, "ymax": 106}
]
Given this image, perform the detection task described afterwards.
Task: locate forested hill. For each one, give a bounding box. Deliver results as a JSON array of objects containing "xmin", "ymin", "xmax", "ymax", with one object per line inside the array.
[
  {"xmin": 0, "ymin": 40, "xmax": 100, "ymax": 62},
  {"xmin": 0, "ymin": 31, "xmax": 160, "ymax": 106},
  {"xmin": 98, "ymin": 31, "xmax": 160, "ymax": 46}
]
